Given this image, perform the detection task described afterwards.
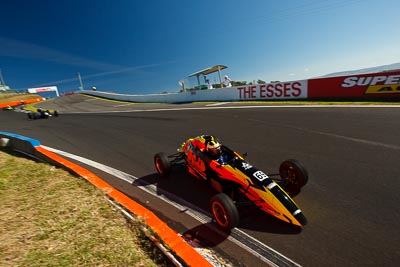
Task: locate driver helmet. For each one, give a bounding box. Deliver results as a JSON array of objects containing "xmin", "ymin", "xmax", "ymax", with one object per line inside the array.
[{"xmin": 207, "ymin": 140, "xmax": 222, "ymax": 157}]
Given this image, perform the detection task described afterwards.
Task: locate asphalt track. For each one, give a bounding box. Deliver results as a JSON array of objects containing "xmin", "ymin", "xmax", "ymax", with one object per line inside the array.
[{"xmin": 2, "ymin": 94, "xmax": 400, "ymax": 266}]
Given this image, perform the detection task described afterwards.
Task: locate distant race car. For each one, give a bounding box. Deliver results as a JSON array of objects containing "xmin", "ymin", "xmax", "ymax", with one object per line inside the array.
[
  {"xmin": 154, "ymin": 135, "xmax": 308, "ymax": 230},
  {"xmin": 27, "ymin": 108, "xmax": 59, "ymax": 120},
  {"xmin": 2, "ymin": 105, "xmax": 15, "ymax": 111}
]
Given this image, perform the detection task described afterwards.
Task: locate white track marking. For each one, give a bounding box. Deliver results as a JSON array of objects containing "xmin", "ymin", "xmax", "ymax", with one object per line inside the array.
[
  {"xmin": 304, "ymin": 129, "xmax": 400, "ymax": 150},
  {"xmin": 42, "ymin": 145, "xmax": 301, "ymax": 267},
  {"xmin": 206, "ymin": 102, "xmax": 229, "ymax": 107},
  {"xmin": 249, "ymin": 119, "xmax": 400, "ymax": 151},
  {"xmin": 62, "ymin": 104, "xmax": 400, "ymax": 114},
  {"xmin": 113, "ymin": 103, "xmax": 135, "ymax": 107}
]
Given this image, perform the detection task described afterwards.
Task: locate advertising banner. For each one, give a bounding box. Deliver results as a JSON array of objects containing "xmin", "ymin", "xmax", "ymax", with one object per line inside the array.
[
  {"xmin": 235, "ymin": 80, "xmax": 307, "ymax": 100},
  {"xmin": 28, "ymin": 86, "xmax": 59, "ymax": 96},
  {"xmin": 308, "ymin": 71, "xmax": 400, "ymax": 99}
]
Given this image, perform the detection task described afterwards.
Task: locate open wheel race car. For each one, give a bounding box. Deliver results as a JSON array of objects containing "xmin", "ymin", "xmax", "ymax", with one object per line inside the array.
[
  {"xmin": 2, "ymin": 105, "xmax": 15, "ymax": 111},
  {"xmin": 154, "ymin": 135, "xmax": 308, "ymax": 231},
  {"xmin": 27, "ymin": 108, "xmax": 59, "ymax": 120}
]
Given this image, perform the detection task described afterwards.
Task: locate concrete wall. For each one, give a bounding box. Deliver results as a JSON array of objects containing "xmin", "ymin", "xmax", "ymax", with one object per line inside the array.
[
  {"xmin": 79, "ymin": 79, "xmax": 308, "ymax": 103},
  {"xmin": 78, "ymin": 70, "xmax": 400, "ymax": 103}
]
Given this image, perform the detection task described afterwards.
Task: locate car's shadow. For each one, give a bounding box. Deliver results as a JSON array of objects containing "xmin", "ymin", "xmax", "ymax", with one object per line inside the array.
[{"xmin": 132, "ymin": 164, "xmax": 302, "ymax": 247}]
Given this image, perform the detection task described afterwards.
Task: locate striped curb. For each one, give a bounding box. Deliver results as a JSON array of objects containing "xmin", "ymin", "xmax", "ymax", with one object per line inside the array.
[{"xmin": 0, "ymin": 131, "xmax": 213, "ymax": 267}]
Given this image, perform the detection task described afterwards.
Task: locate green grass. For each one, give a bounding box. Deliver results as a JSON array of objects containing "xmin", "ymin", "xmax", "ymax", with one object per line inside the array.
[{"xmin": 0, "ymin": 151, "xmax": 171, "ymax": 266}]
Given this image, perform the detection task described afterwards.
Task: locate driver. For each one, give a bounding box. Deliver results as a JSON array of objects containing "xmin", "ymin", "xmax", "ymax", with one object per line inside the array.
[{"xmin": 206, "ymin": 140, "xmax": 227, "ymax": 164}]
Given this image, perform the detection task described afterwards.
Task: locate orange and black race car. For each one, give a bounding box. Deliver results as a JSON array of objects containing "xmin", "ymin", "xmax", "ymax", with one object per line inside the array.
[{"xmin": 154, "ymin": 135, "xmax": 308, "ymax": 231}]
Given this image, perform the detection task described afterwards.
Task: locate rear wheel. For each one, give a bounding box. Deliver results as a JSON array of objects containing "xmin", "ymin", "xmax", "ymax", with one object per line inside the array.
[
  {"xmin": 154, "ymin": 153, "xmax": 171, "ymax": 177},
  {"xmin": 210, "ymin": 193, "xmax": 239, "ymax": 231},
  {"xmin": 279, "ymin": 159, "xmax": 308, "ymax": 197}
]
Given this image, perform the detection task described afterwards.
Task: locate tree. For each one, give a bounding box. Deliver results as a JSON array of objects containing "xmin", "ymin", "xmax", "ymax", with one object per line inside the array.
[
  {"xmin": 231, "ymin": 81, "xmax": 247, "ymax": 86},
  {"xmin": 257, "ymin": 79, "xmax": 266, "ymax": 84}
]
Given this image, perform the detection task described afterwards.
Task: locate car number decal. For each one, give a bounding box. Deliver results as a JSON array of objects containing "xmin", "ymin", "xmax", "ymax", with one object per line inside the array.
[{"xmin": 253, "ymin": 170, "xmax": 269, "ymax": 182}]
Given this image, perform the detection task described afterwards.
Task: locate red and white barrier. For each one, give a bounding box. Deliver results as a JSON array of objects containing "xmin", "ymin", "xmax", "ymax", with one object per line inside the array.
[{"xmin": 78, "ymin": 70, "xmax": 400, "ymax": 103}]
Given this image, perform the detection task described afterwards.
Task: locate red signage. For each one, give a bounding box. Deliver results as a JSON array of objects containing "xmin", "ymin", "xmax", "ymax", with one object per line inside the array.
[{"xmin": 308, "ymin": 71, "xmax": 400, "ymax": 99}]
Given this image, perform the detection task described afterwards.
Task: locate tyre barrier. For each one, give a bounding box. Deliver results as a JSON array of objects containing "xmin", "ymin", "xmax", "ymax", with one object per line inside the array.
[
  {"xmin": 0, "ymin": 132, "xmax": 212, "ymax": 267},
  {"xmin": 0, "ymin": 97, "xmax": 45, "ymax": 109}
]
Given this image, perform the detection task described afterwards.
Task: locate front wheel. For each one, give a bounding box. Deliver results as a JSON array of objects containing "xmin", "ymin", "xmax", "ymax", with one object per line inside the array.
[
  {"xmin": 279, "ymin": 159, "xmax": 308, "ymax": 197},
  {"xmin": 210, "ymin": 193, "xmax": 239, "ymax": 231},
  {"xmin": 154, "ymin": 153, "xmax": 171, "ymax": 177}
]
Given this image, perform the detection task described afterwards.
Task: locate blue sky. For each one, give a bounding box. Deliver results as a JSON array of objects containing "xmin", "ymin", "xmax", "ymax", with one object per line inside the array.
[{"xmin": 1, "ymin": 0, "xmax": 399, "ymax": 95}]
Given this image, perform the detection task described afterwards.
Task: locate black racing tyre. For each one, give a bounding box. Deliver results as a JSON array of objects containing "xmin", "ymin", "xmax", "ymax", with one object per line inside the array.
[
  {"xmin": 279, "ymin": 159, "xmax": 308, "ymax": 196},
  {"xmin": 154, "ymin": 152, "xmax": 171, "ymax": 177},
  {"xmin": 27, "ymin": 113, "xmax": 33, "ymax": 119},
  {"xmin": 210, "ymin": 193, "xmax": 239, "ymax": 231},
  {"xmin": 53, "ymin": 110, "xmax": 59, "ymax": 117}
]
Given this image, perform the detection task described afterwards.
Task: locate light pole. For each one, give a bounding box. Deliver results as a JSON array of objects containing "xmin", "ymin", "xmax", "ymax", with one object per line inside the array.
[{"xmin": 77, "ymin": 72, "xmax": 84, "ymax": 90}]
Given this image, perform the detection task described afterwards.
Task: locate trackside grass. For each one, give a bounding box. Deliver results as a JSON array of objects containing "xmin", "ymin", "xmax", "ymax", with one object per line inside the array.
[{"xmin": 0, "ymin": 151, "xmax": 171, "ymax": 267}]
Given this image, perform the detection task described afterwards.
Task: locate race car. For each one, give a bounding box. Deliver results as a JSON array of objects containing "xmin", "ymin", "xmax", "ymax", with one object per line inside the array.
[
  {"xmin": 2, "ymin": 105, "xmax": 15, "ymax": 111},
  {"xmin": 154, "ymin": 135, "xmax": 308, "ymax": 231},
  {"xmin": 27, "ymin": 108, "xmax": 59, "ymax": 119}
]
